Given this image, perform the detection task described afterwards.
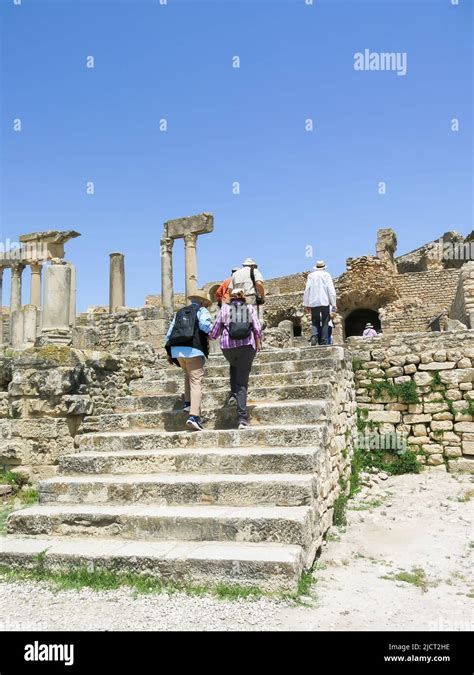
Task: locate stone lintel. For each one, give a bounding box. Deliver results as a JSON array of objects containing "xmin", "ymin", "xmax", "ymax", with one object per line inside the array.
[
  {"xmin": 164, "ymin": 213, "xmax": 214, "ymax": 239},
  {"xmin": 19, "ymin": 230, "xmax": 81, "ymax": 245}
]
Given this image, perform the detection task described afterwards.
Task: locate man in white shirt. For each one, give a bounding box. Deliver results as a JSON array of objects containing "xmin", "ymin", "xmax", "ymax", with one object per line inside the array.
[
  {"xmin": 230, "ymin": 257, "xmax": 265, "ymax": 321},
  {"xmin": 303, "ymin": 260, "xmax": 337, "ymax": 346}
]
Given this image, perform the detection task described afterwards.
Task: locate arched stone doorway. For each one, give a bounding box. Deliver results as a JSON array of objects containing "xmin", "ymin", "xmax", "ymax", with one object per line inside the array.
[{"xmin": 345, "ymin": 309, "xmax": 381, "ymax": 338}]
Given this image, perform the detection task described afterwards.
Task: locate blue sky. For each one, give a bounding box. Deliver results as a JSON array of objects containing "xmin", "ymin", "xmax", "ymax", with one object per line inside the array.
[{"xmin": 1, "ymin": 0, "xmax": 472, "ymax": 311}]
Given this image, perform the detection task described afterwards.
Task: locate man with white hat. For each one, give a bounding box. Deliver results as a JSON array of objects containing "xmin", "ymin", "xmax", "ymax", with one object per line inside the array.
[
  {"xmin": 303, "ymin": 261, "xmax": 337, "ymax": 346},
  {"xmin": 230, "ymin": 258, "xmax": 265, "ymax": 321},
  {"xmin": 164, "ymin": 289, "xmax": 213, "ymax": 431}
]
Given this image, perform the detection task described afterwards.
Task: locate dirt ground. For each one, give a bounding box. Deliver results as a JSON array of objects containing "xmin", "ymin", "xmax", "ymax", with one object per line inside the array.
[{"xmin": 0, "ymin": 468, "xmax": 472, "ymax": 632}]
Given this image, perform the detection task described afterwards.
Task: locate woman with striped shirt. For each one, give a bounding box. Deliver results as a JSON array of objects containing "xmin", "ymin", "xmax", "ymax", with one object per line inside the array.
[{"xmin": 209, "ymin": 288, "xmax": 263, "ymax": 429}]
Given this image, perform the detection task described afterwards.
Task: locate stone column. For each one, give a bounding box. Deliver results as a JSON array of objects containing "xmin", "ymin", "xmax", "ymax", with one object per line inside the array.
[
  {"xmin": 68, "ymin": 263, "xmax": 77, "ymax": 326},
  {"xmin": 184, "ymin": 232, "xmax": 198, "ymax": 298},
  {"xmin": 160, "ymin": 236, "xmax": 174, "ymax": 312},
  {"xmin": 10, "ymin": 263, "xmax": 24, "ymax": 312},
  {"xmin": 109, "ymin": 253, "xmax": 125, "ymax": 312},
  {"xmin": 0, "ymin": 268, "xmax": 3, "ymax": 345},
  {"xmin": 10, "ymin": 310, "xmax": 24, "ymax": 350},
  {"xmin": 29, "ymin": 262, "xmax": 42, "ymax": 307},
  {"xmin": 41, "ymin": 263, "xmax": 71, "ymax": 337},
  {"xmin": 22, "ymin": 305, "xmax": 38, "ymax": 347}
]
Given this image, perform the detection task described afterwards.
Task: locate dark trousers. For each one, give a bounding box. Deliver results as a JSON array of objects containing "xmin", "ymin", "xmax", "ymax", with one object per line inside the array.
[
  {"xmin": 222, "ymin": 345, "xmax": 256, "ymax": 422},
  {"xmin": 311, "ymin": 306, "xmax": 330, "ymax": 345}
]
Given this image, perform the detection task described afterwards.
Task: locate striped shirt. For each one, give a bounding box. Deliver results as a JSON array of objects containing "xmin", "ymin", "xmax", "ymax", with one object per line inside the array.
[{"xmin": 209, "ymin": 301, "xmax": 263, "ymax": 350}]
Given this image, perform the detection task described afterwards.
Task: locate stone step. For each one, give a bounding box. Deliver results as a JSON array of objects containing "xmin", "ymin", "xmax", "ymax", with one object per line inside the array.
[
  {"xmin": 76, "ymin": 423, "xmax": 327, "ymax": 452},
  {"xmin": 59, "ymin": 447, "xmax": 318, "ymax": 476},
  {"xmin": 204, "ymin": 357, "xmax": 338, "ymax": 378},
  {"xmin": 126, "ymin": 381, "xmax": 332, "ymax": 401},
  {"xmin": 140, "ymin": 356, "xmax": 339, "ymax": 384},
  {"xmin": 82, "ymin": 400, "xmax": 329, "ymax": 433},
  {"xmin": 7, "ymin": 504, "xmax": 313, "ymax": 547},
  {"xmin": 129, "ymin": 369, "xmax": 338, "ymax": 396},
  {"xmin": 38, "ymin": 473, "xmax": 316, "ymax": 507},
  {"xmin": 142, "ymin": 347, "xmax": 343, "ymax": 376},
  {"xmin": 208, "ymin": 345, "xmax": 344, "ymax": 364},
  {"xmin": 0, "ymin": 536, "xmax": 304, "ymax": 593},
  {"xmin": 167, "ymin": 356, "xmax": 339, "ymax": 380}
]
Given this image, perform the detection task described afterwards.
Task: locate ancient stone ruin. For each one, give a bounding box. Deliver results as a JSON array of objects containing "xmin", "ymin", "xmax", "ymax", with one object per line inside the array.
[{"xmin": 0, "ymin": 220, "xmax": 472, "ymax": 592}]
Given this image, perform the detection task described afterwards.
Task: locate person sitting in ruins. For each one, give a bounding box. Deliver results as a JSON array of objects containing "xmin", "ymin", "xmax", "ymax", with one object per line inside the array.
[
  {"xmin": 164, "ymin": 290, "xmax": 213, "ymax": 431},
  {"xmin": 362, "ymin": 322, "xmax": 377, "ymax": 337},
  {"xmin": 209, "ymin": 287, "xmax": 262, "ymax": 429},
  {"xmin": 303, "ymin": 261, "xmax": 337, "ymax": 346},
  {"xmin": 215, "ymin": 267, "xmax": 239, "ymax": 307}
]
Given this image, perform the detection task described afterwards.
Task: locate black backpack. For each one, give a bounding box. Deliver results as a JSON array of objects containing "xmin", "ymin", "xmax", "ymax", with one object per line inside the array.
[
  {"xmin": 167, "ymin": 305, "xmax": 198, "ymax": 346},
  {"xmin": 228, "ymin": 303, "xmax": 252, "ymax": 340}
]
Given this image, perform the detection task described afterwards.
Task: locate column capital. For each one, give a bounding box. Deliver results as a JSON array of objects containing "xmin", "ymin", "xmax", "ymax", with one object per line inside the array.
[
  {"xmin": 160, "ymin": 236, "xmax": 175, "ymax": 255},
  {"xmin": 183, "ymin": 232, "xmax": 198, "ymax": 247},
  {"xmin": 30, "ymin": 261, "xmax": 42, "ymax": 273},
  {"xmin": 11, "ymin": 262, "xmax": 25, "ymax": 276}
]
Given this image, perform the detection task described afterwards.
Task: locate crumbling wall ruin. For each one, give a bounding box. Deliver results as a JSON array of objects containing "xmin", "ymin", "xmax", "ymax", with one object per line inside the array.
[{"xmin": 0, "ymin": 346, "xmax": 149, "ymax": 481}]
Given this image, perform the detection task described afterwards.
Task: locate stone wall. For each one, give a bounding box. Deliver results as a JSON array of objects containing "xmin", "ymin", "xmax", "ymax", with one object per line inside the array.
[
  {"xmin": 265, "ymin": 272, "xmax": 308, "ymax": 295},
  {"xmin": 74, "ymin": 307, "xmax": 170, "ymax": 352},
  {"xmin": 0, "ymin": 346, "xmax": 148, "ymax": 480},
  {"xmin": 145, "ymin": 294, "xmax": 186, "ymax": 308},
  {"xmin": 349, "ymin": 331, "xmax": 474, "ymax": 473},
  {"xmin": 322, "ymin": 347, "xmax": 358, "ymax": 530},
  {"xmin": 382, "ymin": 269, "xmax": 461, "ymax": 333}
]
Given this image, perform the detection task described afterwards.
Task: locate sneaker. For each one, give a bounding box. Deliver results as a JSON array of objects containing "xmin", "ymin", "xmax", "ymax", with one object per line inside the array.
[
  {"xmin": 186, "ymin": 415, "xmax": 204, "ymax": 431},
  {"xmin": 238, "ymin": 420, "xmax": 250, "ymax": 430},
  {"xmin": 310, "ymin": 336, "xmax": 318, "ymax": 346},
  {"xmin": 227, "ymin": 394, "xmax": 237, "ymax": 407},
  {"xmin": 182, "ymin": 401, "xmax": 191, "ymax": 413}
]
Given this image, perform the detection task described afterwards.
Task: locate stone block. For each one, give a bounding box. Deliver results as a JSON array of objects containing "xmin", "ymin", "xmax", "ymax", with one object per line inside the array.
[
  {"xmin": 454, "ymin": 422, "xmax": 474, "ymax": 433},
  {"xmin": 462, "ymin": 441, "xmax": 474, "ymax": 456},
  {"xmin": 404, "ymin": 414, "xmax": 432, "ymax": 424},
  {"xmin": 440, "ymin": 369, "xmax": 474, "ymax": 386},
  {"xmin": 427, "ymin": 454, "xmax": 444, "ymax": 465},
  {"xmin": 367, "ymin": 410, "xmax": 401, "ymax": 424},
  {"xmin": 386, "ymin": 367, "xmax": 404, "ymax": 378},
  {"xmin": 430, "ymin": 420, "xmax": 453, "ymax": 431},
  {"xmin": 457, "ymin": 358, "xmax": 472, "ymax": 368},
  {"xmin": 432, "ymin": 412, "xmax": 453, "ymax": 421},
  {"xmin": 423, "ymin": 402, "xmax": 448, "ymax": 414},
  {"xmin": 422, "ymin": 443, "xmax": 443, "ymax": 455},
  {"xmin": 394, "ymin": 376, "xmax": 411, "ymax": 384},
  {"xmin": 413, "ymin": 372, "xmax": 433, "ymax": 386},
  {"xmin": 418, "ymin": 362, "xmax": 455, "ymax": 371},
  {"xmin": 445, "ymin": 446, "xmax": 462, "ymax": 458}
]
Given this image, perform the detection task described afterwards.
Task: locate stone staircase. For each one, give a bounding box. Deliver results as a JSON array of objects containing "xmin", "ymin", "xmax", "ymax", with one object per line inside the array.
[{"xmin": 0, "ymin": 346, "xmax": 355, "ymax": 593}]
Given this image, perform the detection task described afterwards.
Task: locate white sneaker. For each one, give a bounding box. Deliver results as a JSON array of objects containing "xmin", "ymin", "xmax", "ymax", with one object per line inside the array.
[{"xmin": 238, "ymin": 421, "xmax": 250, "ymax": 430}]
